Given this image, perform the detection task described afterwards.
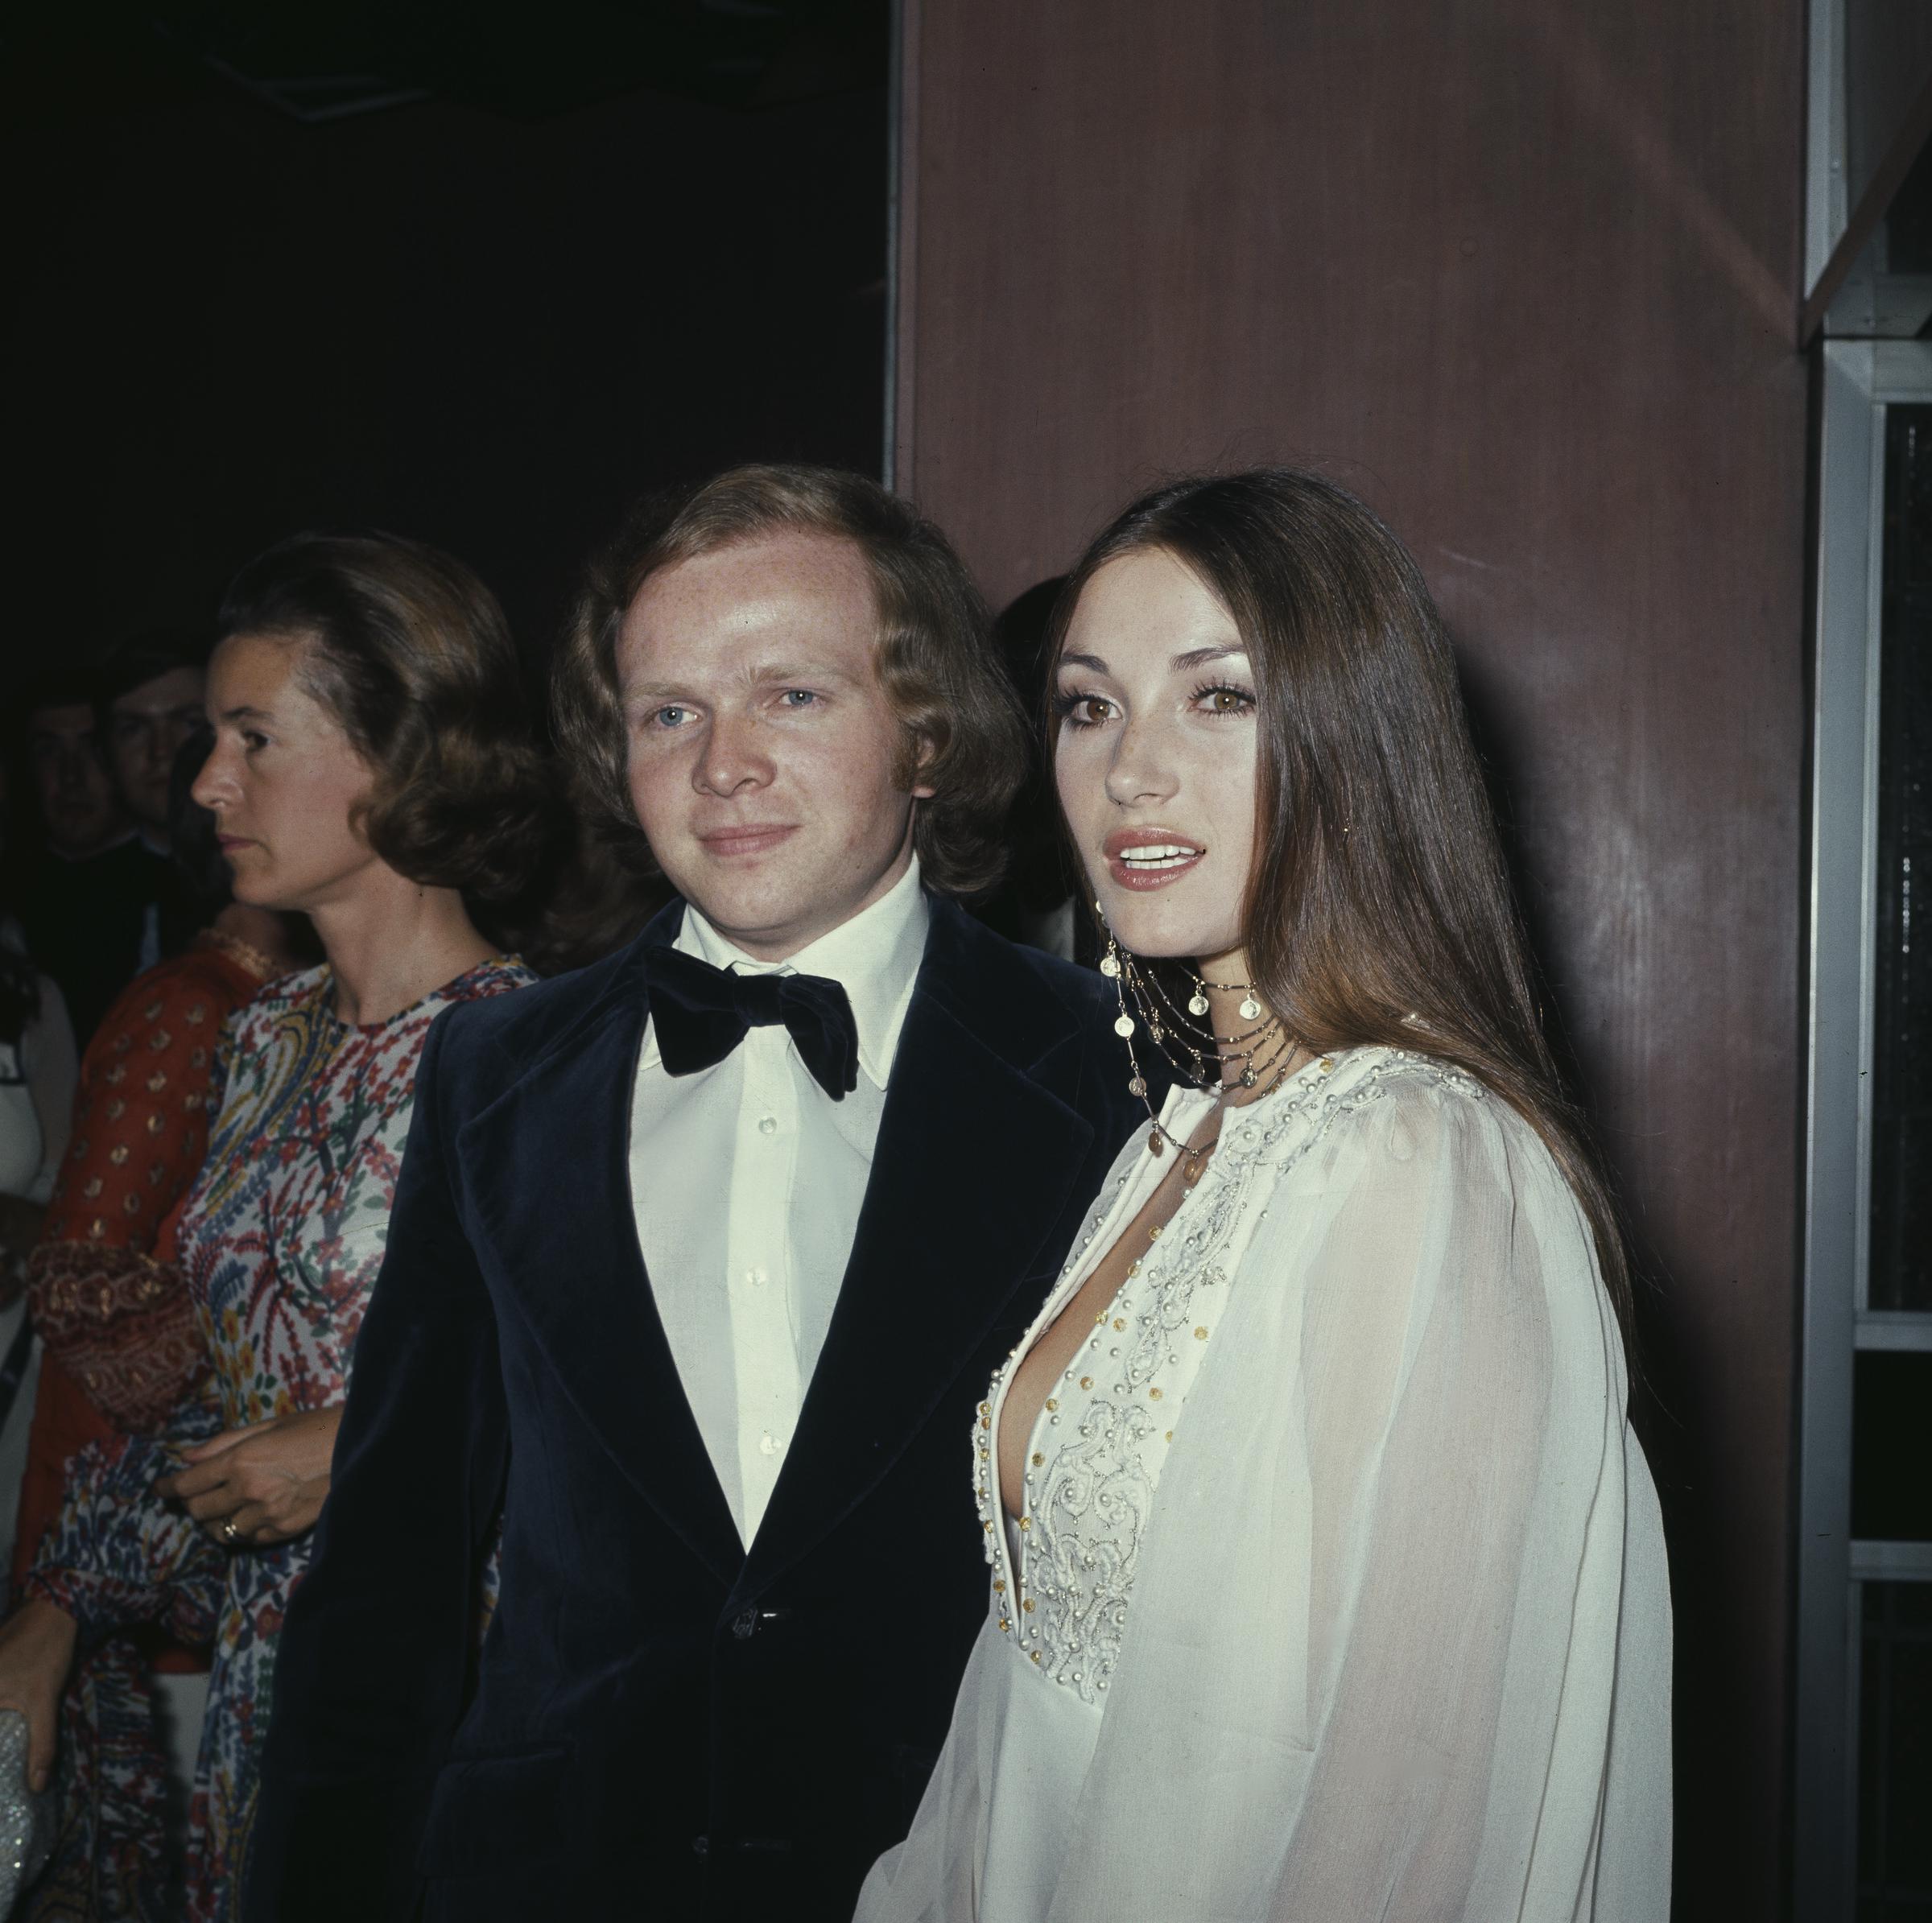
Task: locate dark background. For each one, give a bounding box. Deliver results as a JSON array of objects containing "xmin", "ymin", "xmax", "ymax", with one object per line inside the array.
[{"xmin": 0, "ymin": 5, "xmax": 889, "ymax": 681}]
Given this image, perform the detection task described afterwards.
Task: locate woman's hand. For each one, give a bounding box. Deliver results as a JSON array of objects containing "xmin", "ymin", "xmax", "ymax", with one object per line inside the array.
[
  {"xmin": 155, "ymin": 1407, "xmax": 345, "ymax": 1547},
  {"xmin": 0, "ymin": 1599, "xmax": 78, "ymax": 1793}
]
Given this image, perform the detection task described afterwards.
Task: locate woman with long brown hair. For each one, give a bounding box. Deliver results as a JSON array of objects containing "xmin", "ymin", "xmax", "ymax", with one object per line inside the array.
[{"xmin": 859, "ymin": 470, "xmax": 1670, "ymax": 1921}]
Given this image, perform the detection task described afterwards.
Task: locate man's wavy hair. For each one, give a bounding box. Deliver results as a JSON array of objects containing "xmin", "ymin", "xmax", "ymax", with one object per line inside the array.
[
  {"xmin": 552, "ymin": 464, "xmax": 1028, "ymax": 899},
  {"xmin": 217, "ymin": 532, "xmax": 561, "ymax": 911}
]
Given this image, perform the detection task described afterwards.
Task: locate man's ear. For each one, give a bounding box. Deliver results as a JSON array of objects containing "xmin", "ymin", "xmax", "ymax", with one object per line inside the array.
[{"xmin": 906, "ymin": 731, "xmax": 939, "ymax": 801}]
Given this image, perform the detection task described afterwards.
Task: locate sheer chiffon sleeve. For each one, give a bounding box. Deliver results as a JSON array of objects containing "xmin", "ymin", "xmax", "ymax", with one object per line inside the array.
[
  {"xmin": 1265, "ymin": 1082, "xmax": 1579, "ymax": 1909},
  {"xmin": 1046, "ymin": 1072, "xmax": 1670, "ymax": 1920}
]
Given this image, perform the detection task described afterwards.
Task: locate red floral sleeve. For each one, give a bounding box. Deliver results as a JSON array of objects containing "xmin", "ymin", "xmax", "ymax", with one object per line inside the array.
[
  {"xmin": 39, "ymin": 953, "xmax": 238, "ymax": 1254},
  {"xmin": 23, "ymin": 948, "xmax": 259, "ymax": 1438}
]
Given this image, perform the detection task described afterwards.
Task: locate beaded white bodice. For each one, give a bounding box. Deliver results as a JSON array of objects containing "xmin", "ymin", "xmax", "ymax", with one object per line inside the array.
[{"xmin": 974, "ymin": 1049, "xmax": 1430, "ymax": 1706}]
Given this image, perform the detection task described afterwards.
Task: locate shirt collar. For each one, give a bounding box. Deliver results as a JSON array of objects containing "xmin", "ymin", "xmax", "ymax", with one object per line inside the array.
[{"xmin": 643, "ymin": 857, "xmax": 931, "ymax": 1090}]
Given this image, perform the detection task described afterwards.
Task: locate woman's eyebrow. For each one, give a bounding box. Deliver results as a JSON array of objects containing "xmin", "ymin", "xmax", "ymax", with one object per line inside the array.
[
  {"xmin": 1058, "ymin": 651, "xmax": 1109, "ymax": 675},
  {"xmin": 1170, "ymin": 645, "xmax": 1247, "ymax": 672}
]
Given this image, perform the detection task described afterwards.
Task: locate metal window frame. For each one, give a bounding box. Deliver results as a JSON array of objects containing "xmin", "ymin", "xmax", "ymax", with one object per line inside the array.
[
  {"xmin": 1808, "ymin": 0, "xmax": 1849, "ymax": 299},
  {"xmin": 1798, "ymin": 338, "xmax": 1932, "ymax": 1921}
]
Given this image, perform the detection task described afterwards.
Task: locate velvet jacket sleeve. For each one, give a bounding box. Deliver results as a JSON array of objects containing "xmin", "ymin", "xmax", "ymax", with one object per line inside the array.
[{"xmin": 247, "ymin": 1008, "xmax": 510, "ymax": 1923}]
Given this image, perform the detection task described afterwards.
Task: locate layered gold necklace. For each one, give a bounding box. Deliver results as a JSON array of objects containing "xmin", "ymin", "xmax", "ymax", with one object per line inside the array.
[{"xmin": 1096, "ymin": 908, "xmax": 1301, "ymax": 1175}]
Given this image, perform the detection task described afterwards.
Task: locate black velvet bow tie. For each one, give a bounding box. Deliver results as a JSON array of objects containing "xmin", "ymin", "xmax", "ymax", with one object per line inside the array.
[{"xmin": 644, "ymin": 945, "xmax": 860, "ymax": 1101}]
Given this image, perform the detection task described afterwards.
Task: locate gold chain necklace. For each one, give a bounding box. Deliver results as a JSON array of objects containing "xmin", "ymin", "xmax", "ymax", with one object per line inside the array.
[{"xmin": 1095, "ymin": 906, "xmax": 1302, "ymax": 1161}]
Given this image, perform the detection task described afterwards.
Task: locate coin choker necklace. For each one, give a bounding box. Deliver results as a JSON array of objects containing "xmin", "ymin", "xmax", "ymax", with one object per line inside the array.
[{"xmin": 1096, "ymin": 904, "xmax": 1301, "ymax": 1167}]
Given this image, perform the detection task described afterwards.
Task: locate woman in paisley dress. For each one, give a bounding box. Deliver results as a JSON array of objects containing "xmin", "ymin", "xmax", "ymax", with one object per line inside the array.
[
  {"xmin": 0, "ymin": 531, "xmax": 556, "ymax": 1923},
  {"xmin": 859, "ymin": 471, "xmax": 1672, "ymax": 1922}
]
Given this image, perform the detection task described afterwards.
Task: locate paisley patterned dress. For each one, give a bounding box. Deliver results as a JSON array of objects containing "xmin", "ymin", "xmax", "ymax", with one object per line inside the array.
[{"xmin": 25, "ymin": 958, "xmax": 532, "ymax": 1923}]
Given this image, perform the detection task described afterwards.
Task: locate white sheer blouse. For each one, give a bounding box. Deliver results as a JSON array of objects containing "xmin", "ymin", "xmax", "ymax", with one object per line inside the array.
[{"xmin": 858, "ymin": 1046, "xmax": 1671, "ymax": 1922}]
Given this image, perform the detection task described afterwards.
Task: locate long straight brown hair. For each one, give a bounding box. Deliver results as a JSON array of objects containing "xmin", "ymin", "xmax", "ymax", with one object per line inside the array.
[{"xmin": 1046, "ymin": 469, "xmax": 1634, "ymax": 1347}]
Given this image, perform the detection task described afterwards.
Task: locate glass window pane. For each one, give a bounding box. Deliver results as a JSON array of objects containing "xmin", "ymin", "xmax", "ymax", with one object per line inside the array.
[
  {"xmin": 1847, "ymin": 2, "xmax": 1932, "ymax": 235},
  {"xmin": 1872, "ymin": 407, "xmax": 1932, "ymax": 1311},
  {"xmin": 1852, "ymin": 1352, "xmax": 1932, "ymax": 1542},
  {"xmin": 1858, "ymin": 1581, "xmax": 1932, "ymax": 1909}
]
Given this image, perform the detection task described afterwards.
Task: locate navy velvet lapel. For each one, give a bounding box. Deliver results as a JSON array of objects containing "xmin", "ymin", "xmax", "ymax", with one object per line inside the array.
[
  {"xmin": 456, "ymin": 909, "xmax": 746, "ymax": 1591},
  {"xmin": 741, "ymin": 902, "xmax": 1096, "ymax": 1594}
]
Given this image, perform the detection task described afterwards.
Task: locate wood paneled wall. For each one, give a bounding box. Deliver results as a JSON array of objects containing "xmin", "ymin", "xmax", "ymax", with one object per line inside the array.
[{"xmin": 895, "ymin": 3, "xmax": 1807, "ymax": 1911}]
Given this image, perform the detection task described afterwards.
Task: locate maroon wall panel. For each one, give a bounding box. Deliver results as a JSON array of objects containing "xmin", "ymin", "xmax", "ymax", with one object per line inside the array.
[{"xmin": 897, "ymin": 2, "xmax": 1807, "ymax": 1911}]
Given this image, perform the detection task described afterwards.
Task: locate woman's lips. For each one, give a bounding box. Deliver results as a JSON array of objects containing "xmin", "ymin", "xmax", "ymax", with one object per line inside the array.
[
  {"xmin": 216, "ymin": 836, "xmax": 254, "ymax": 853},
  {"xmin": 1104, "ymin": 836, "xmax": 1206, "ymax": 891},
  {"xmin": 699, "ymin": 824, "xmax": 798, "ymax": 858}
]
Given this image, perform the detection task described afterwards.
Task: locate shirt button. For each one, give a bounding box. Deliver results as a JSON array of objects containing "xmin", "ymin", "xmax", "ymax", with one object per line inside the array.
[
  {"xmin": 746, "ymin": 1267, "xmax": 767, "ymax": 1287},
  {"xmin": 759, "ymin": 1431, "xmax": 779, "ymax": 1455},
  {"xmin": 692, "ymin": 1834, "xmax": 710, "ymax": 1855},
  {"xmin": 758, "ymin": 1115, "xmax": 778, "ymax": 1136}
]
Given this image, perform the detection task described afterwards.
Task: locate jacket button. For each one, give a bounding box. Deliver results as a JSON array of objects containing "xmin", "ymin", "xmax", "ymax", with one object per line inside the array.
[
  {"xmin": 692, "ymin": 1834, "xmax": 709, "ymax": 1856},
  {"xmin": 732, "ymin": 1607, "xmax": 759, "ymax": 1640}
]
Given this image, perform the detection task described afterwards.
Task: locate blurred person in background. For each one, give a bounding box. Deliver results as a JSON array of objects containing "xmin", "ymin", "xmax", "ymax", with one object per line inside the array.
[
  {"xmin": 6, "ymin": 675, "xmax": 144, "ymax": 1049},
  {"xmin": 97, "ymin": 636, "xmax": 208, "ymax": 862},
  {"xmin": 9, "ymin": 733, "xmax": 305, "ymax": 1922},
  {"xmin": 95, "ymin": 634, "xmax": 209, "ymax": 976},
  {"xmin": 8, "ymin": 637, "xmax": 211, "ymax": 1050},
  {"xmin": 0, "ymin": 531, "xmax": 553, "ymax": 1923},
  {"xmin": 22, "ymin": 680, "xmax": 130, "ymax": 865}
]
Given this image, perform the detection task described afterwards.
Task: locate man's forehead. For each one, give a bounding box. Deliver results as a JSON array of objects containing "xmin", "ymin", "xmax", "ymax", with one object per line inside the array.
[
  {"xmin": 31, "ymin": 703, "xmax": 96, "ymax": 737},
  {"xmin": 620, "ymin": 539, "xmax": 881, "ymax": 674},
  {"xmin": 112, "ymin": 666, "xmax": 207, "ymax": 713}
]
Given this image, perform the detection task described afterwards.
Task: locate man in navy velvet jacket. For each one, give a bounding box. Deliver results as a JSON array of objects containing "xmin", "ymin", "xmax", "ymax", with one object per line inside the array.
[{"xmin": 246, "ymin": 467, "xmax": 1146, "ymax": 1922}]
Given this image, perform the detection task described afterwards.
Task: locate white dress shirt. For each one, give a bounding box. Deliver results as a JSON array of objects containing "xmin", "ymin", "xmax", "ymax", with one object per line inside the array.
[{"xmin": 629, "ymin": 858, "xmax": 931, "ymax": 1545}]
